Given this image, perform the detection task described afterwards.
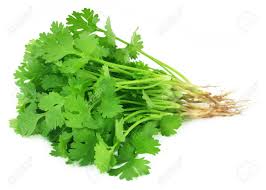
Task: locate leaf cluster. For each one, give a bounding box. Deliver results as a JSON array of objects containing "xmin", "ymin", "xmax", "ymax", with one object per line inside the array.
[{"xmin": 11, "ymin": 8, "xmax": 183, "ymax": 180}]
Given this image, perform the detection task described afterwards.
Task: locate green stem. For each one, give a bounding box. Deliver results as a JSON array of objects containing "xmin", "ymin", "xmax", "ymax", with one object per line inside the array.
[
  {"xmin": 116, "ymin": 76, "xmax": 170, "ymax": 85},
  {"xmin": 111, "ymin": 112, "xmax": 171, "ymax": 151},
  {"xmin": 125, "ymin": 109, "xmax": 174, "ymax": 121},
  {"xmin": 138, "ymin": 49, "xmax": 190, "ymax": 83},
  {"xmin": 152, "ymin": 99, "xmax": 181, "ymax": 108},
  {"xmin": 124, "ymin": 110, "xmax": 150, "ymax": 122},
  {"xmin": 97, "ymin": 29, "xmax": 190, "ymax": 83},
  {"xmin": 120, "ymin": 100, "xmax": 145, "ymax": 106},
  {"xmin": 116, "ymin": 82, "xmax": 162, "ymax": 90},
  {"xmin": 109, "ymin": 67, "xmax": 135, "ymax": 77},
  {"xmin": 124, "ymin": 115, "xmax": 162, "ymax": 137},
  {"xmin": 123, "ymin": 107, "xmax": 146, "ymax": 111},
  {"xmin": 80, "ymin": 70, "xmax": 100, "ymax": 80},
  {"xmin": 90, "ymin": 58, "xmax": 157, "ymax": 75},
  {"xmin": 153, "ymin": 105, "xmax": 181, "ymax": 110}
]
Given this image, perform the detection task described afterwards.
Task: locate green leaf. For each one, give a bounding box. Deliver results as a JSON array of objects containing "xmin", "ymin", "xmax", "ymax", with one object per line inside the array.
[
  {"xmin": 94, "ymin": 135, "xmax": 114, "ymax": 172},
  {"xmin": 64, "ymin": 95, "xmax": 88, "ymax": 113},
  {"xmin": 127, "ymin": 29, "xmax": 144, "ymax": 59},
  {"xmin": 98, "ymin": 95, "xmax": 123, "ymax": 118},
  {"xmin": 74, "ymin": 33, "xmax": 108, "ymax": 58},
  {"xmin": 160, "ymin": 115, "xmax": 182, "ymax": 136},
  {"xmin": 35, "ymin": 120, "xmax": 52, "ymax": 137},
  {"xmin": 64, "ymin": 111, "xmax": 94, "ymax": 129},
  {"xmin": 16, "ymin": 104, "xmax": 43, "ymax": 136},
  {"xmin": 42, "ymin": 22, "xmax": 75, "ymax": 62},
  {"xmin": 39, "ymin": 92, "xmax": 64, "ymax": 111},
  {"xmin": 109, "ymin": 158, "xmax": 150, "ymax": 180},
  {"xmin": 116, "ymin": 142, "xmax": 135, "ymax": 164},
  {"xmin": 51, "ymin": 132, "xmax": 72, "ymax": 157},
  {"xmin": 112, "ymin": 48, "xmax": 130, "ymax": 64},
  {"xmin": 93, "ymin": 111, "xmax": 114, "ymax": 129},
  {"xmin": 60, "ymin": 57, "xmax": 88, "ymax": 74},
  {"xmin": 9, "ymin": 119, "xmax": 19, "ymax": 134},
  {"xmin": 103, "ymin": 17, "xmax": 116, "ymax": 47},
  {"xmin": 45, "ymin": 105, "xmax": 65, "ymax": 131},
  {"xmin": 41, "ymin": 74, "xmax": 67, "ymax": 90},
  {"xmin": 63, "ymin": 95, "xmax": 102, "ymax": 129},
  {"xmin": 67, "ymin": 8, "xmax": 99, "ymax": 36},
  {"xmin": 94, "ymin": 67, "xmax": 123, "ymax": 118},
  {"xmin": 68, "ymin": 129, "xmax": 97, "ymax": 165},
  {"xmin": 115, "ymin": 118, "xmax": 125, "ymax": 142},
  {"xmin": 130, "ymin": 121, "xmax": 160, "ymax": 155}
]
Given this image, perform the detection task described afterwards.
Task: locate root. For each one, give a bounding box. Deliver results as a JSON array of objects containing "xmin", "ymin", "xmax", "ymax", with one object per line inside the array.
[{"xmin": 183, "ymin": 90, "xmax": 243, "ymax": 119}]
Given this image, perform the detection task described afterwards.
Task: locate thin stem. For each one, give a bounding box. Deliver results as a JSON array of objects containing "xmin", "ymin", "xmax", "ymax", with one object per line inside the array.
[
  {"xmin": 123, "ymin": 107, "xmax": 146, "ymax": 111},
  {"xmin": 90, "ymin": 58, "xmax": 157, "ymax": 75},
  {"xmin": 80, "ymin": 70, "xmax": 100, "ymax": 80},
  {"xmin": 109, "ymin": 67, "xmax": 135, "ymax": 77},
  {"xmin": 120, "ymin": 100, "xmax": 145, "ymax": 106},
  {"xmin": 116, "ymin": 82, "xmax": 162, "ymax": 90},
  {"xmin": 124, "ymin": 115, "xmax": 162, "ymax": 137},
  {"xmin": 97, "ymin": 28, "xmax": 190, "ymax": 83},
  {"xmin": 124, "ymin": 110, "xmax": 151, "ymax": 122},
  {"xmin": 111, "ymin": 112, "xmax": 171, "ymax": 151},
  {"xmin": 116, "ymin": 76, "xmax": 170, "ymax": 85},
  {"xmin": 138, "ymin": 49, "xmax": 190, "ymax": 83},
  {"xmin": 152, "ymin": 99, "xmax": 181, "ymax": 108},
  {"xmin": 123, "ymin": 109, "xmax": 166, "ymax": 122}
]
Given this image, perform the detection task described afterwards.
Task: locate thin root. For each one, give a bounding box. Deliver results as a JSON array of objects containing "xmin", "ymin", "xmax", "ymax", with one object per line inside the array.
[{"xmin": 184, "ymin": 90, "xmax": 243, "ymax": 119}]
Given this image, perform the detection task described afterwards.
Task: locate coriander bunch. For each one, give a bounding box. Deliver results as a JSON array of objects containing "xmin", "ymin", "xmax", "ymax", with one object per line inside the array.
[{"xmin": 11, "ymin": 8, "xmax": 240, "ymax": 180}]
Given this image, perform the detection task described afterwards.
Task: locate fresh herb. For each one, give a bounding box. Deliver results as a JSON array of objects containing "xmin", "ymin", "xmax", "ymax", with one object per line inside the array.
[{"xmin": 11, "ymin": 8, "xmax": 239, "ymax": 180}]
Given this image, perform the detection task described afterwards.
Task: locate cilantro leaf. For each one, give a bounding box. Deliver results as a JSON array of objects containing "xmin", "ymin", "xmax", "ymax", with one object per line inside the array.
[
  {"xmin": 64, "ymin": 111, "xmax": 96, "ymax": 129},
  {"xmin": 98, "ymin": 94, "xmax": 123, "ymax": 118},
  {"xmin": 109, "ymin": 158, "xmax": 150, "ymax": 180},
  {"xmin": 15, "ymin": 104, "xmax": 43, "ymax": 136},
  {"xmin": 39, "ymin": 92, "xmax": 64, "ymax": 111},
  {"xmin": 94, "ymin": 135, "xmax": 115, "ymax": 173},
  {"xmin": 102, "ymin": 17, "xmax": 116, "ymax": 47},
  {"xmin": 127, "ymin": 29, "xmax": 144, "ymax": 59},
  {"xmin": 63, "ymin": 95, "xmax": 101, "ymax": 129},
  {"xmin": 115, "ymin": 118, "xmax": 125, "ymax": 142},
  {"xmin": 64, "ymin": 95, "xmax": 88, "ymax": 113},
  {"xmin": 45, "ymin": 105, "xmax": 65, "ymax": 131},
  {"xmin": 74, "ymin": 33, "xmax": 108, "ymax": 58},
  {"xmin": 60, "ymin": 57, "xmax": 88, "ymax": 74},
  {"xmin": 67, "ymin": 8, "xmax": 99, "ymax": 36},
  {"xmin": 94, "ymin": 66, "xmax": 123, "ymax": 118},
  {"xmin": 160, "ymin": 115, "xmax": 182, "ymax": 136},
  {"xmin": 130, "ymin": 121, "xmax": 160, "ymax": 155},
  {"xmin": 51, "ymin": 132, "xmax": 72, "ymax": 157},
  {"xmin": 116, "ymin": 141, "xmax": 136, "ymax": 164},
  {"xmin": 112, "ymin": 48, "xmax": 130, "ymax": 64},
  {"xmin": 41, "ymin": 74, "xmax": 67, "ymax": 90},
  {"xmin": 68, "ymin": 129, "xmax": 96, "ymax": 165},
  {"xmin": 41, "ymin": 22, "xmax": 76, "ymax": 62}
]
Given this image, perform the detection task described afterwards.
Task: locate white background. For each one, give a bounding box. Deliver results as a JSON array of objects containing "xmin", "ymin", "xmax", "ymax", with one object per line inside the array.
[{"xmin": 0, "ymin": 0, "xmax": 265, "ymax": 189}]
